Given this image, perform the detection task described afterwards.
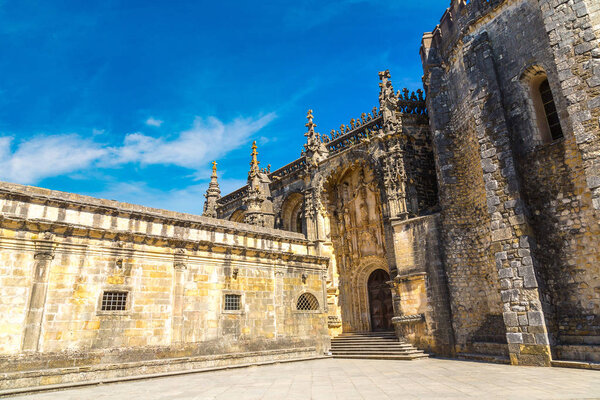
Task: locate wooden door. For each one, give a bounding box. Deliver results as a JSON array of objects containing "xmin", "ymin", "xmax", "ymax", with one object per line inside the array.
[{"xmin": 368, "ymin": 269, "xmax": 393, "ymax": 331}]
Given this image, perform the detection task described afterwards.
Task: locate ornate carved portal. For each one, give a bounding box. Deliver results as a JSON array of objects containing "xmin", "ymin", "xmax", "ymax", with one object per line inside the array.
[{"xmin": 324, "ymin": 163, "xmax": 390, "ymax": 332}]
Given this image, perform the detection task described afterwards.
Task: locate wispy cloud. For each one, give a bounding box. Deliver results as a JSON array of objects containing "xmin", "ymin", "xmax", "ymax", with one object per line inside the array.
[
  {"xmin": 112, "ymin": 113, "xmax": 276, "ymax": 175},
  {"xmin": 0, "ymin": 113, "xmax": 276, "ymax": 185},
  {"xmin": 145, "ymin": 117, "xmax": 163, "ymax": 127},
  {"xmin": 0, "ymin": 134, "xmax": 107, "ymax": 183}
]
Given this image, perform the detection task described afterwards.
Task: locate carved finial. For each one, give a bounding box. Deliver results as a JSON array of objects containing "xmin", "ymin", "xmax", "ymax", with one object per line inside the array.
[
  {"xmin": 303, "ymin": 109, "xmax": 328, "ymax": 167},
  {"xmin": 211, "ymin": 160, "xmax": 217, "ymax": 176},
  {"xmin": 305, "ymin": 109, "xmax": 316, "ymax": 132},
  {"xmin": 350, "ymin": 118, "xmax": 355, "ymax": 129},
  {"xmin": 267, "ymin": 164, "xmax": 271, "ymax": 174},
  {"xmin": 249, "ymin": 140, "xmax": 260, "ymax": 176}
]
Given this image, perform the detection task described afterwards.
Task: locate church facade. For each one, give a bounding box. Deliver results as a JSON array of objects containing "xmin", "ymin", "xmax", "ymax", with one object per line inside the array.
[{"xmin": 0, "ymin": 0, "xmax": 599, "ymax": 392}]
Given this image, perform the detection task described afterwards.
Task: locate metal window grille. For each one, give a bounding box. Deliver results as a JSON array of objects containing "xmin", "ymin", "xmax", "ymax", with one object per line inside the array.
[
  {"xmin": 296, "ymin": 293, "xmax": 319, "ymax": 311},
  {"xmin": 100, "ymin": 291, "xmax": 128, "ymax": 311},
  {"xmin": 539, "ymin": 79, "xmax": 563, "ymax": 141},
  {"xmin": 224, "ymin": 294, "xmax": 241, "ymax": 311}
]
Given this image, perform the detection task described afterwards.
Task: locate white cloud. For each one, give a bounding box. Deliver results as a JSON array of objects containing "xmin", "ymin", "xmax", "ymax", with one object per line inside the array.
[
  {"xmin": 0, "ymin": 134, "xmax": 107, "ymax": 184},
  {"xmin": 111, "ymin": 113, "xmax": 276, "ymax": 173},
  {"xmin": 145, "ymin": 117, "xmax": 163, "ymax": 127},
  {"xmin": 0, "ymin": 112, "xmax": 276, "ymax": 185}
]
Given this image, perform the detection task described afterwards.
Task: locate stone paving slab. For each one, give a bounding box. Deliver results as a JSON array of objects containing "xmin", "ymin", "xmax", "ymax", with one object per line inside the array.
[{"xmin": 6, "ymin": 358, "xmax": 600, "ymax": 400}]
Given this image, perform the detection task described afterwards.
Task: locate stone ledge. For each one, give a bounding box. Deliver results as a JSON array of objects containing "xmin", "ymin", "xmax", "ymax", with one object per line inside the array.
[
  {"xmin": 0, "ymin": 181, "xmax": 307, "ymax": 242},
  {"xmin": 551, "ymin": 359, "xmax": 600, "ymax": 371},
  {"xmin": 392, "ymin": 314, "xmax": 425, "ymax": 324},
  {"xmin": 0, "ymin": 347, "xmax": 322, "ymax": 392},
  {"xmin": 0, "ymin": 215, "xmax": 330, "ymax": 267}
]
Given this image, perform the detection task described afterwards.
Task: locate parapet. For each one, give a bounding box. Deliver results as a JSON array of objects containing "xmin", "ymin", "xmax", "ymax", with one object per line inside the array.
[{"xmin": 420, "ymin": 0, "xmax": 507, "ymax": 68}]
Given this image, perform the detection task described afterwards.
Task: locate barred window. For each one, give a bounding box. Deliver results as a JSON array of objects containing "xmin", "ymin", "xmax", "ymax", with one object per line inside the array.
[
  {"xmin": 100, "ymin": 291, "xmax": 128, "ymax": 311},
  {"xmin": 224, "ymin": 294, "xmax": 241, "ymax": 311},
  {"xmin": 296, "ymin": 293, "xmax": 319, "ymax": 311}
]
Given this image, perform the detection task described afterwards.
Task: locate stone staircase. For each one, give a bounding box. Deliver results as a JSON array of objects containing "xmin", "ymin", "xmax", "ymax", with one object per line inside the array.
[{"xmin": 330, "ymin": 332, "xmax": 428, "ymax": 360}]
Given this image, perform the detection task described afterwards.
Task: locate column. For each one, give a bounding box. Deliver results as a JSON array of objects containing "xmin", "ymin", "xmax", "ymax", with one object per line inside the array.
[{"xmin": 22, "ymin": 240, "xmax": 55, "ymax": 352}]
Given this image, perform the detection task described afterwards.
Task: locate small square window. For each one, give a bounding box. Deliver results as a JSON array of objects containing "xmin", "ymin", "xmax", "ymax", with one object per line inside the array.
[
  {"xmin": 224, "ymin": 294, "xmax": 241, "ymax": 311},
  {"xmin": 100, "ymin": 291, "xmax": 128, "ymax": 311}
]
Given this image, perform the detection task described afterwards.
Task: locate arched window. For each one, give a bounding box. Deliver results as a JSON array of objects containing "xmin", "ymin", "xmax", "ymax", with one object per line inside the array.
[
  {"xmin": 522, "ymin": 66, "xmax": 564, "ymax": 144},
  {"xmin": 230, "ymin": 209, "xmax": 246, "ymax": 223},
  {"xmin": 538, "ymin": 78, "xmax": 563, "ymax": 141},
  {"xmin": 296, "ymin": 293, "xmax": 319, "ymax": 311},
  {"xmin": 281, "ymin": 193, "xmax": 304, "ymax": 234}
]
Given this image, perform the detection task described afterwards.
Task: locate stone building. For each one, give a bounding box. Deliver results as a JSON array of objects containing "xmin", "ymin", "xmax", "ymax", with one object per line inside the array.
[
  {"xmin": 215, "ymin": 0, "xmax": 600, "ymax": 367},
  {"xmin": 0, "ymin": 0, "xmax": 598, "ymax": 392}
]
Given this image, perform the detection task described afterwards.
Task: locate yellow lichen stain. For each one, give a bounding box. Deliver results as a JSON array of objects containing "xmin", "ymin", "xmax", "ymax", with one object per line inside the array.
[
  {"xmin": 84, "ymin": 320, "xmax": 100, "ymax": 330},
  {"xmin": 71, "ymin": 286, "xmax": 92, "ymax": 304},
  {"xmin": 107, "ymin": 275, "xmax": 124, "ymax": 285}
]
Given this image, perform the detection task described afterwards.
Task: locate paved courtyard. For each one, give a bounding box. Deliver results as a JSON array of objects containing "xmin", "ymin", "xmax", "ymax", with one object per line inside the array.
[{"xmin": 10, "ymin": 358, "xmax": 600, "ymax": 400}]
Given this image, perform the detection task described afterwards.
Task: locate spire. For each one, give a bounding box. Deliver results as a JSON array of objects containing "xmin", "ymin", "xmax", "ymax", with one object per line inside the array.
[
  {"xmin": 202, "ymin": 161, "xmax": 221, "ymax": 218},
  {"xmin": 243, "ymin": 140, "xmax": 274, "ymax": 227},
  {"xmin": 303, "ymin": 109, "xmax": 329, "ymax": 167},
  {"xmin": 249, "ymin": 140, "xmax": 260, "ymax": 179},
  {"xmin": 305, "ymin": 109, "xmax": 317, "ymax": 135}
]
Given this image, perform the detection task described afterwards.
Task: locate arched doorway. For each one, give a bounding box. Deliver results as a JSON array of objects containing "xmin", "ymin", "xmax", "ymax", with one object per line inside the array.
[{"xmin": 368, "ymin": 269, "xmax": 393, "ymax": 331}]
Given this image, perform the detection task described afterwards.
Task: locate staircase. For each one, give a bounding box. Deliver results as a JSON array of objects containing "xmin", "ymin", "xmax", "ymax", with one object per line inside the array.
[{"xmin": 330, "ymin": 332, "xmax": 428, "ymax": 360}]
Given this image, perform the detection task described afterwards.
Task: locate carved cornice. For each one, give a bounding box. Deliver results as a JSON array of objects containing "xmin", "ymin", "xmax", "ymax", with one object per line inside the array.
[
  {"xmin": 0, "ymin": 214, "xmax": 329, "ymax": 268},
  {"xmin": 392, "ymin": 314, "xmax": 425, "ymax": 324},
  {"xmin": 0, "ymin": 184, "xmax": 308, "ymax": 244}
]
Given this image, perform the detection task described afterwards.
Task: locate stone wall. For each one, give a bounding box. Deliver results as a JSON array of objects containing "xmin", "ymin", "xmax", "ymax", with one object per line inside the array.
[
  {"xmin": 390, "ymin": 214, "xmax": 454, "ymax": 355},
  {"xmin": 422, "ymin": 0, "xmax": 599, "ymax": 365},
  {"xmin": 0, "ymin": 182, "xmax": 329, "ymax": 389}
]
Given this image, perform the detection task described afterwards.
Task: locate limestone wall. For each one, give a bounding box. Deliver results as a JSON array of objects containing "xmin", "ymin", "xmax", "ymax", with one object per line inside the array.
[
  {"xmin": 422, "ymin": 0, "xmax": 600, "ymax": 365},
  {"xmin": 390, "ymin": 214, "xmax": 455, "ymax": 355},
  {"xmin": 0, "ymin": 181, "xmax": 329, "ymax": 387}
]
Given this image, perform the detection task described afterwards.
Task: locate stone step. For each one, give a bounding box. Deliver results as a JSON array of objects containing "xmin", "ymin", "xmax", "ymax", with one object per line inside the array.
[
  {"xmin": 337, "ymin": 332, "xmax": 396, "ymax": 335},
  {"xmin": 332, "ymin": 354, "xmax": 428, "ymax": 360},
  {"xmin": 331, "ymin": 340, "xmax": 403, "ymax": 345},
  {"xmin": 332, "ymin": 349, "xmax": 425, "ymax": 355},
  {"xmin": 331, "ymin": 344, "xmax": 414, "ymax": 350},
  {"xmin": 551, "ymin": 359, "xmax": 600, "ymax": 371},
  {"xmin": 330, "ymin": 332, "xmax": 428, "ymax": 361},
  {"xmin": 334, "ymin": 339, "xmax": 398, "ymax": 342}
]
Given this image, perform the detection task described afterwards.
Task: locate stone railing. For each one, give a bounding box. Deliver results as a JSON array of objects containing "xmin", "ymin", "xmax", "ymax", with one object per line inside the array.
[
  {"xmin": 397, "ymin": 88, "xmax": 427, "ymax": 115},
  {"xmin": 324, "ymin": 115, "xmax": 384, "ymax": 156},
  {"xmin": 269, "ymin": 157, "xmax": 308, "ymax": 181},
  {"xmin": 218, "ymin": 185, "xmax": 248, "ymax": 207}
]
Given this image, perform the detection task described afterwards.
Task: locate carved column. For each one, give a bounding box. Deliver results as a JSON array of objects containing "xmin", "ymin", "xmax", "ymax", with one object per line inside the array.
[
  {"xmin": 22, "ymin": 237, "xmax": 56, "ymax": 352},
  {"xmin": 383, "ymin": 142, "xmax": 409, "ymax": 221},
  {"xmin": 172, "ymin": 249, "xmax": 187, "ymax": 344}
]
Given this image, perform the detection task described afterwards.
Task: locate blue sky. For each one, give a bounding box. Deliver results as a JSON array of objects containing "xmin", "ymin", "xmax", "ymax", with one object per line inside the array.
[{"xmin": 0, "ymin": 0, "xmax": 448, "ymax": 214}]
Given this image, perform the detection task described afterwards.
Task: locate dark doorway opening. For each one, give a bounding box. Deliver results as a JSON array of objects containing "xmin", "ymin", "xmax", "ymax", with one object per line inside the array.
[{"xmin": 367, "ymin": 269, "xmax": 393, "ymax": 331}]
